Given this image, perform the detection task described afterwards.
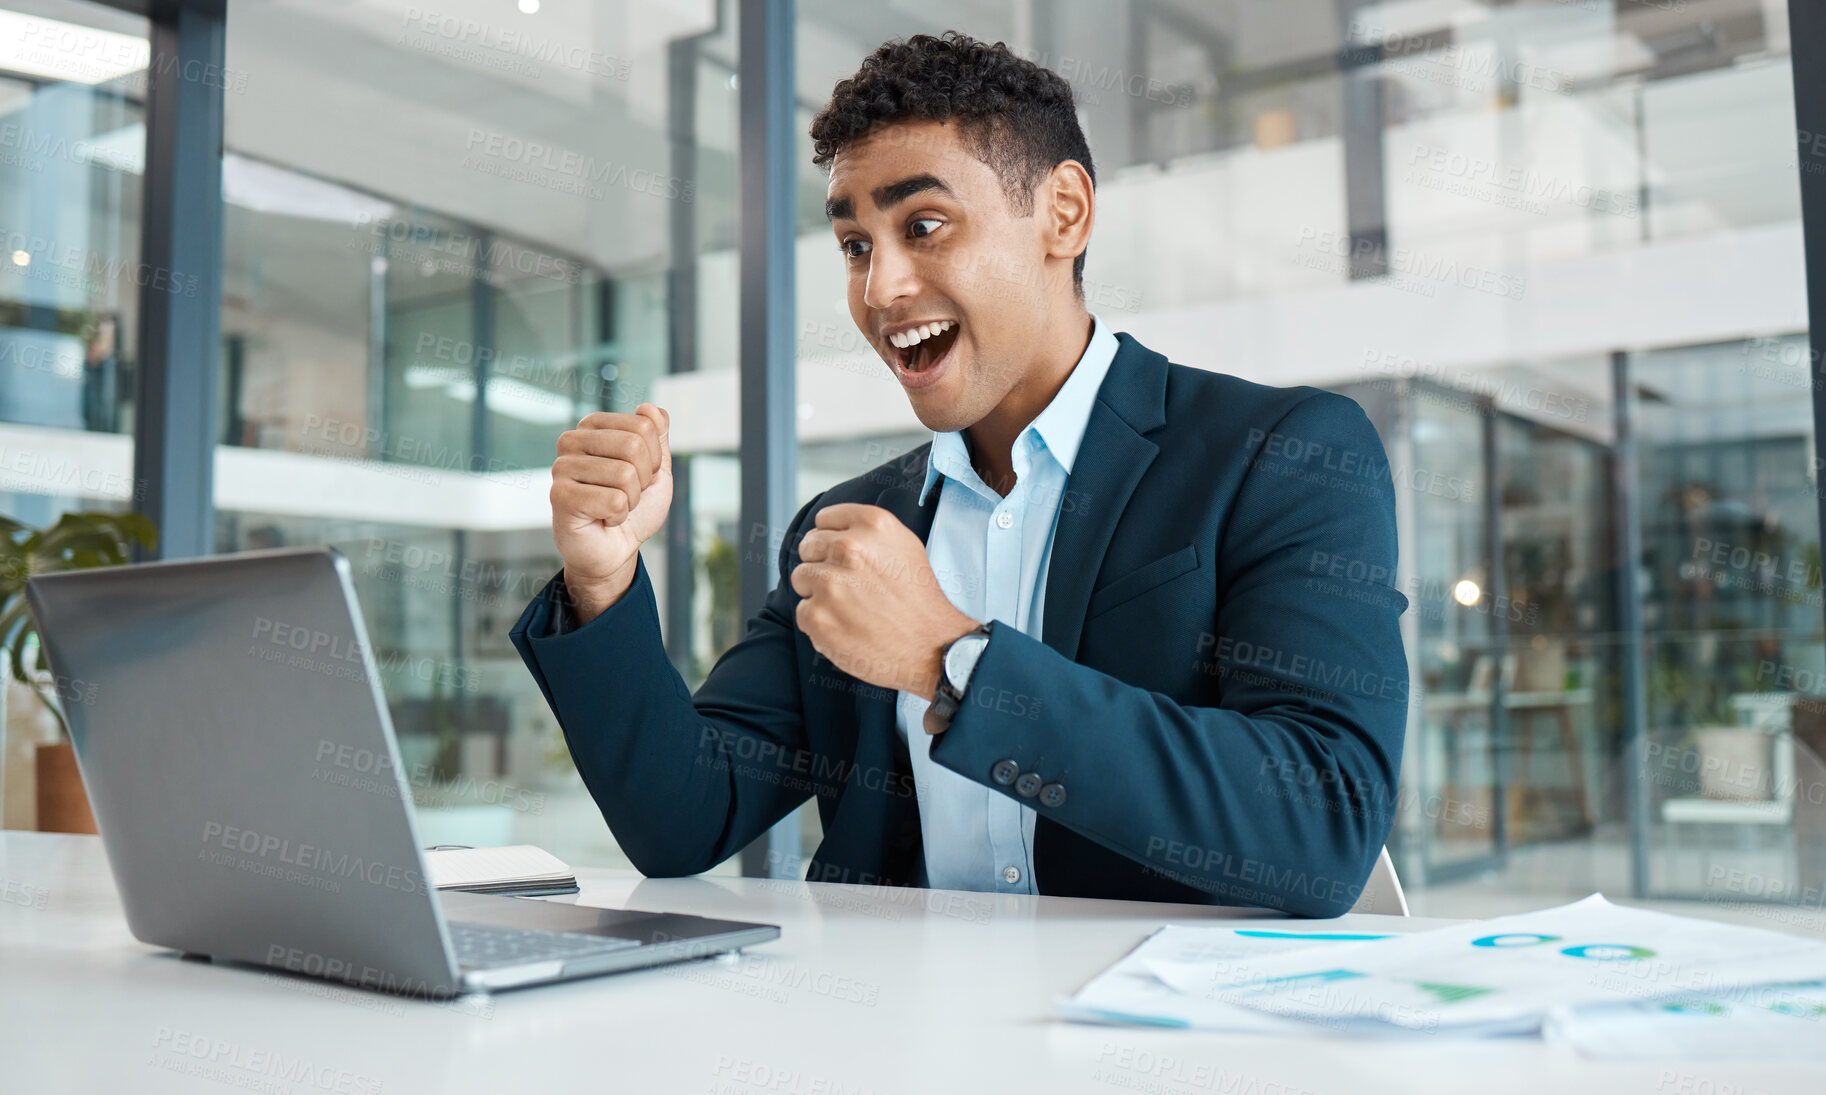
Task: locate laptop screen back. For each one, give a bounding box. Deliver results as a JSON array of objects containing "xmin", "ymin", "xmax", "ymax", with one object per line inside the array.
[{"xmin": 28, "ymin": 549, "xmax": 461, "ymax": 996}]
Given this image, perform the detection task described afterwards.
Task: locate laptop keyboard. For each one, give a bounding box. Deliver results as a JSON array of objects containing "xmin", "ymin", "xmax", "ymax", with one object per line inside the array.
[{"xmin": 450, "ymin": 922, "xmax": 643, "ymax": 970}]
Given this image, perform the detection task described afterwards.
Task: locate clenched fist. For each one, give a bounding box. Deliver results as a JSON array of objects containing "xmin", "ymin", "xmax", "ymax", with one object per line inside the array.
[
  {"xmin": 550, "ymin": 402, "xmax": 672, "ymax": 625},
  {"xmin": 791, "ymin": 503, "xmax": 981, "ymax": 701}
]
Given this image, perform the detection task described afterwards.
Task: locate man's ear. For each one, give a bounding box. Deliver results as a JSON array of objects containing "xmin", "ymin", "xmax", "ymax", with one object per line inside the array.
[{"xmin": 1039, "ymin": 159, "xmax": 1095, "ymax": 269}]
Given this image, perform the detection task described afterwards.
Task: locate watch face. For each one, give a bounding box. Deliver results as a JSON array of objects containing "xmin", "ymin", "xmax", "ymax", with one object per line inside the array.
[{"xmin": 944, "ymin": 634, "xmax": 989, "ymax": 688}]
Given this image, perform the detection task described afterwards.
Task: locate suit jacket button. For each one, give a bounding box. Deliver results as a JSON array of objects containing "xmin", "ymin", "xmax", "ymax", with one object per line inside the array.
[
  {"xmin": 991, "ymin": 760, "xmax": 1020, "ymax": 786},
  {"xmin": 1040, "ymin": 783, "xmax": 1066, "ymax": 808},
  {"xmin": 1015, "ymin": 772, "xmax": 1043, "ymax": 797}
]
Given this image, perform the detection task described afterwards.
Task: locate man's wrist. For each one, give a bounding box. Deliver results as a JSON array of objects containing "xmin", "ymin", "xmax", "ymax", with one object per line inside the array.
[
  {"xmin": 921, "ymin": 620, "xmax": 992, "ymax": 738},
  {"xmin": 917, "ymin": 617, "xmax": 985, "ymax": 703},
  {"xmin": 561, "ymin": 557, "xmax": 638, "ymax": 628}
]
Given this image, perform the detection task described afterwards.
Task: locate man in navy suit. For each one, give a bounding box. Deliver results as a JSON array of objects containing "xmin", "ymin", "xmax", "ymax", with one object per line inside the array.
[{"xmin": 511, "ymin": 32, "xmax": 1409, "ymax": 917}]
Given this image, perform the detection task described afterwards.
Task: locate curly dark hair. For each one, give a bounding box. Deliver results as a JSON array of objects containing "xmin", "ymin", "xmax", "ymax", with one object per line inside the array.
[{"xmin": 810, "ymin": 31, "xmax": 1096, "ymax": 293}]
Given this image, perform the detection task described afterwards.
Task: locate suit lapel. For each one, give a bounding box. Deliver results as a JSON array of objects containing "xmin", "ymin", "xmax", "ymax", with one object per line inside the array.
[
  {"xmin": 871, "ymin": 445, "xmax": 941, "ymax": 542},
  {"xmin": 856, "ymin": 448, "xmax": 939, "ymax": 753},
  {"xmin": 848, "ymin": 446, "xmax": 939, "ymax": 883},
  {"xmin": 1041, "ymin": 334, "xmax": 1168, "ymax": 662}
]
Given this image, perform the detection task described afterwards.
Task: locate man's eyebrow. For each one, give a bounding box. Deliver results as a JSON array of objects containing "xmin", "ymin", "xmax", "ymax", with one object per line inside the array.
[
  {"xmin": 871, "ymin": 173, "xmax": 953, "ymax": 210},
  {"xmin": 825, "ymin": 174, "xmax": 954, "ymax": 222}
]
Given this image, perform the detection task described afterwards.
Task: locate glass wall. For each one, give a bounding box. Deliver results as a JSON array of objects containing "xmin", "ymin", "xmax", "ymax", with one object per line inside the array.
[
  {"xmin": 0, "ymin": 0, "xmax": 146, "ymax": 829},
  {"xmin": 1637, "ymin": 336, "xmax": 1825, "ymax": 904},
  {"xmin": 202, "ymin": 0, "xmax": 741, "ymax": 867},
  {"xmin": 0, "ymin": 0, "xmax": 144, "ymax": 439}
]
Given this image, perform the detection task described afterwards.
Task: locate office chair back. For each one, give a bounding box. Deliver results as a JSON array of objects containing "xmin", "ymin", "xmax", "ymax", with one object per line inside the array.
[{"xmin": 1348, "ymin": 846, "xmax": 1409, "ymax": 916}]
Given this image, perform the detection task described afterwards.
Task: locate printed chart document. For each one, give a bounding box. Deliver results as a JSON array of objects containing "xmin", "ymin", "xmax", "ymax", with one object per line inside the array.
[
  {"xmin": 1145, "ymin": 895, "xmax": 1826, "ymax": 1033},
  {"xmin": 1055, "ymin": 926, "xmax": 1394, "ymax": 1033},
  {"xmin": 1543, "ymin": 980, "xmax": 1826, "ymax": 1060}
]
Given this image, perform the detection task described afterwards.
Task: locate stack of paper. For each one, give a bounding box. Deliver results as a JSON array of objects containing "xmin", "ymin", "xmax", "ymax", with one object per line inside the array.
[
  {"xmin": 1057, "ymin": 895, "xmax": 1826, "ymax": 1057},
  {"xmin": 1056, "ymin": 926, "xmax": 1399, "ymax": 1034},
  {"xmin": 424, "ymin": 844, "xmax": 579, "ymax": 897},
  {"xmin": 1545, "ymin": 981, "xmax": 1826, "ymax": 1060}
]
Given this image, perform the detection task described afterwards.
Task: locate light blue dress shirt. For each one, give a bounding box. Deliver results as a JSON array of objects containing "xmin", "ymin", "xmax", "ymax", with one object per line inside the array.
[{"xmin": 895, "ymin": 314, "xmax": 1120, "ymax": 894}]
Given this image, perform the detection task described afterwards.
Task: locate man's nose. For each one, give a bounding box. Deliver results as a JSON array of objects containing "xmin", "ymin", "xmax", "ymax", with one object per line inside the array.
[{"xmin": 863, "ymin": 242, "xmax": 921, "ymax": 312}]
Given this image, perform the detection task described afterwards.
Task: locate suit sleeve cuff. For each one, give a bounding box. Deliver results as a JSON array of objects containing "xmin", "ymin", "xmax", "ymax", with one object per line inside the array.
[
  {"xmin": 928, "ymin": 620, "xmax": 1053, "ymax": 786},
  {"xmin": 513, "ymin": 555, "xmax": 656, "ymax": 649},
  {"xmin": 547, "ymin": 575, "xmax": 579, "ymax": 637}
]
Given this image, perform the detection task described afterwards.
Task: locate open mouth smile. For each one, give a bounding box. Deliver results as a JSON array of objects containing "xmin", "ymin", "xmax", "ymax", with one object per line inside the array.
[{"xmin": 884, "ymin": 319, "xmax": 961, "ymax": 388}]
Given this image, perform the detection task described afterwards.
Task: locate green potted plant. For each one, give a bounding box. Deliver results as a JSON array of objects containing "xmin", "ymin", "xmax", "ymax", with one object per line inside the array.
[
  {"xmin": 700, "ymin": 532, "xmax": 740, "ymax": 685},
  {"xmin": 0, "ymin": 511, "xmax": 157, "ymax": 832},
  {"xmin": 1649, "ymin": 654, "xmax": 1770, "ymax": 802}
]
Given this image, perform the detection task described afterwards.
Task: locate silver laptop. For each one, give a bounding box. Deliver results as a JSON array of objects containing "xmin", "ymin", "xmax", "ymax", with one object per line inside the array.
[{"xmin": 27, "ymin": 547, "xmax": 778, "ymax": 998}]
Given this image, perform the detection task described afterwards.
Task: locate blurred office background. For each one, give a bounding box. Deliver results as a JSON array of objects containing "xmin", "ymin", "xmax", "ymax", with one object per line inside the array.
[{"xmin": 3, "ymin": 0, "xmax": 1824, "ymax": 924}]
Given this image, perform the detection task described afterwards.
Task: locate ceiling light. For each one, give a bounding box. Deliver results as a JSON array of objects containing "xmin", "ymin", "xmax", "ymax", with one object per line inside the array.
[{"xmin": 0, "ymin": 12, "xmax": 148, "ymax": 85}]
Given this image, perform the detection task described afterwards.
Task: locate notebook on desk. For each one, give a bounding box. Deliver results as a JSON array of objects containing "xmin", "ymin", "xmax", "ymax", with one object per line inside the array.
[{"xmin": 426, "ymin": 845, "xmax": 580, "ymax": 897}]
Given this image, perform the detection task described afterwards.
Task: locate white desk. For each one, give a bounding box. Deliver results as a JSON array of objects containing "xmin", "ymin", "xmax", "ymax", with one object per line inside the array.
[{"xmin": 2, "ymin": 832, "xmax": 1818, "ymax": 1093}]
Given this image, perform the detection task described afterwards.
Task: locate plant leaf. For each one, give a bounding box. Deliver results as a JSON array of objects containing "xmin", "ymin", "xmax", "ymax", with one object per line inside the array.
[{"xmin": 0, "ymin": 509, "xmax": 160, "ymax": 741}]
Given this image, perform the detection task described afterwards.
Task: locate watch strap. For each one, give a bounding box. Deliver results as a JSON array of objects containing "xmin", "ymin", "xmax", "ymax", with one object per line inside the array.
[
  {"xmin": 927, "ymin": 622, "xmax": 992, "ymax": 733},
  {"xmin": 928, "ymin": 684, "xmax": 962, "ymax": 726}
]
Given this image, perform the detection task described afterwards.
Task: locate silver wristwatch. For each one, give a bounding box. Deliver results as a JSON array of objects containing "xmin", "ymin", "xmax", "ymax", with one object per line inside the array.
[{"xmin": 925, "ymin": 623, "xmax": 992, "ymax": 734}]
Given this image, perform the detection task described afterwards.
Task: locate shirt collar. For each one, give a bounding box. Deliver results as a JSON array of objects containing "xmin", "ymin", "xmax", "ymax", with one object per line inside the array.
[{"xmin": 919, "ymin": 314, "xmax": 1119, "ymax": 505}]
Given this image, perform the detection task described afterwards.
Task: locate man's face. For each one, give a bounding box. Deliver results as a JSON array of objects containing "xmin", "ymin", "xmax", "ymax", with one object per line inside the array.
[{"xmin": 825, "ymin": 120, "xmax": 1054, "ymax": 433}]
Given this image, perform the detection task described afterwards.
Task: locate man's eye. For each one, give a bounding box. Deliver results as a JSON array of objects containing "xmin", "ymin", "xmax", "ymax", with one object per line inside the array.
[
  {"xmin": 840, "ymin": 239, "xmax": 872, "ymax": 259},
  {"xmin": 909, "ymin": 218, "xmax": 942, "ymax": 239}
]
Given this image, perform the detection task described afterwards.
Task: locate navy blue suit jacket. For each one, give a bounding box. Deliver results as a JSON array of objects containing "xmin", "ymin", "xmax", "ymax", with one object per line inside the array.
[{"xmin": 510, "ymin": 333, "xmax": 1409, "ymax": 917}]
